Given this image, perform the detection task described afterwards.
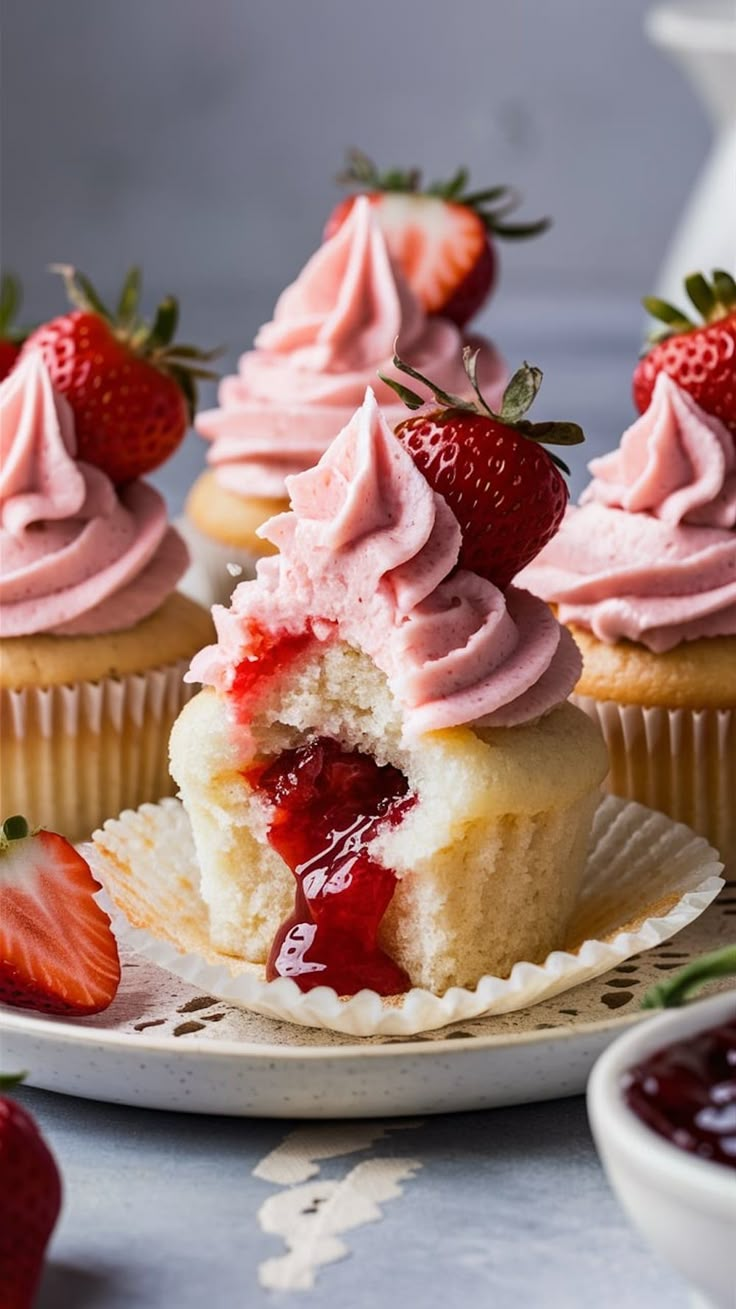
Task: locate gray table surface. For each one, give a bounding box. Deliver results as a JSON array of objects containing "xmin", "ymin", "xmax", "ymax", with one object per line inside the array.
[{"xmin": 14, "ymin": 292, "xmax": 689, "ymax": 1308}]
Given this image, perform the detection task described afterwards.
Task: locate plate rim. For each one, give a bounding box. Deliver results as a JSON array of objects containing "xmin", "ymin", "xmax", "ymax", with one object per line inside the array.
[{"xmin": 0, "ymin": 999, "xmax": 651, "ymax": 1061}]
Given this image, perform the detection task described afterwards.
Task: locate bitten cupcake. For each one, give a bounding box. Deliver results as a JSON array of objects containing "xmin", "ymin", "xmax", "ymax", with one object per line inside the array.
[
  {"xmin": 171, "ymin": 370, "xmax": 606, "ymax": 997},
  {"xmin": 0, "ymin": 351, "xmax": 213, "ymax": 841},
  {"xmin": 181, "ymin": 196, "xmax": 506, "ymax": 606},
  {"xmin": 520, "ymin": 371, "xmax": 736, "ymax": 868}
]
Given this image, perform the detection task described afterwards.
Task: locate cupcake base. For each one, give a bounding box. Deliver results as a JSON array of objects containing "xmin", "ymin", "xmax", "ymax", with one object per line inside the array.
[
  {"xmin": 176, "ymin": 516, "xmax": 262, "ymax": 609},
  {"xmin": 568, "ymin": 625, "xmax": 736, "ymax": 873},
  {"xmin": 178, "ymin": 471, "xmax": 284, "ymax": 608},
  {"xmin": 89, "ymin": 793, "xmax": 724, "ymax": 1036},
  {"xmin": 0, "ymin": 593, "xmax": 214, "ymax": 842},
  {"xmin": 573, "ymin": 694, "xmax": 735, "ymax": 873}
]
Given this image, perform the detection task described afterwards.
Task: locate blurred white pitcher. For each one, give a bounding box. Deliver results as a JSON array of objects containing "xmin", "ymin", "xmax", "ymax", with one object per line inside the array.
[{"xmin": 647, "ymin": 1, "xmax": 736, "ymax": 300}]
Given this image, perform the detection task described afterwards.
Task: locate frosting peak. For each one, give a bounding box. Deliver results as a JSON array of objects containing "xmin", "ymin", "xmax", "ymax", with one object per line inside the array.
[
  {"xmin": 584, "ymin": 372, "xmax": 736, "ymax": 529},
  {"xmin": 256, "ymin": 197, "xmax": 425, "ymax": 372},
  {"xmin": 190, "ymin": 390, "xmax": 580, "ymax": 734},
  {"xmin": 197, "ymin": 202, "xmax": 505, "ymax": 500},
  {"xmin": 0, "ymin": 351, "xmax": 115, "ymax": 536},
  {"xmin": 0, "ymin": 352, "xmax": 188, "ymax": 638},
  {"xmin": 519, "ymin": 377, "xmax": 736, "ymax": 652}
]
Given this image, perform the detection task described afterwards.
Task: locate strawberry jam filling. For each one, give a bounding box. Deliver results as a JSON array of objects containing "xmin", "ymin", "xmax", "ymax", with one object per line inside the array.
[
  {"xmin": 250, "ymin": 737, "xmax": 415, "ymax": 995},
  {"xmin": 230, "ymin": 630, "xmax": 314, "ymax": 719}
]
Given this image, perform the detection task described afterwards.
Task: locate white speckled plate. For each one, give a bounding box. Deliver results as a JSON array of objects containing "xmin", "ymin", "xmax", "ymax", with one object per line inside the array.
[{"xmin": 1, "ymin": 882, "xmax": 734, "ymax": 1117}]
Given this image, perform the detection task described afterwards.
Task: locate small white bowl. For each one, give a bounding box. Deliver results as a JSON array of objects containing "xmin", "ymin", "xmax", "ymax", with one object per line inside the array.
[{"xmin": 587, "ymin": 990, "xmax": 736, "ymax": 1309}]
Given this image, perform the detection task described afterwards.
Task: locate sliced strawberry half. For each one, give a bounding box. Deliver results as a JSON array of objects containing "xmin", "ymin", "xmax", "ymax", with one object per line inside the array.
[
  {"xmin": 324, "ymin": 150, "xmax": 550, "ymax": 326},
  {"xmin": 0, "ymin": 815, "xmax": 120, "ymax": 1016}
]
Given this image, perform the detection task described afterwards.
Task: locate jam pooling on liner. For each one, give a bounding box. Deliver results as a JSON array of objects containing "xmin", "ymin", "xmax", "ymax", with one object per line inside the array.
[
  {"xmin": 623, "ymin": 1015, "xmax": 736, "ymax": 1169},
  {"xmin": 250, "ymin": 737, "xmax": 416, "ymax": 996}
]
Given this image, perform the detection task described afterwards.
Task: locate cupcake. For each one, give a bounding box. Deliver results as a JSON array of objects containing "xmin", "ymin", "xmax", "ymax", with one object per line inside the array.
[
  {"xmin": 519, "ymin": 372, "xmax": 736, "ymax": 869},
  {"xmin": 170, "ymin": 385, "xmax": 607, "ymax": 996},
  {"xmin": 0, "ymin": 351, "xmax": 213, "ymax": 841},
  {"xmin": 181, "ymin": 196, "xmax": 506, "ymax": 606}
]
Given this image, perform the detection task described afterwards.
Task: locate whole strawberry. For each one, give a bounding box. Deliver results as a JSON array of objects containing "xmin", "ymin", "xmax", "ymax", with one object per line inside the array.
[
  {"xmin": 0, "ymin": 815, "xmax": 120, "ymax": 1016},
  {"xmin": 0, "ymin": 1075, "xmax": 62, "ymax": 1309},
  {"xmin": 324, "ymin": 150, "xmax": 549, "ymax": 327},
  {"xmin": 22, "ymin": 266, "xmax": 218, "ymax": 483},
  {"xmin": 0, "ymin": 273, "xmax": 29, "ymax": 380},
  {"xmin": 634, "ymin": 270, "xmax": 736, "ymax": 438},
  {"xmin": 383, "ymin": 350, "xmax": 583, "ymax": 590}
]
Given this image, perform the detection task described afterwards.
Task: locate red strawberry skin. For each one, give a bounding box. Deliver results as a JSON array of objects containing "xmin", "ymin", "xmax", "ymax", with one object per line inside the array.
[
  {"xmin": 0, "ymin": 339, "xmax": 21, "ymax": 381},
  {"xmin": 0, "ymin": 1093, "xmax": 62, "ymax": 1309},
  {"xmin": 23, "ymin": 311, "xmax": 189, "ymax": 482},
  {"xmin": 633, "ymin": 312, "xmax": 736, "ymax": 437},
  {"xmin": 396, "ymin": 409, "xmax": 568, "ymax": 590},
  {"xmin": 0, "ymin": 827, "xmax": 120, "ymax": 1016}
]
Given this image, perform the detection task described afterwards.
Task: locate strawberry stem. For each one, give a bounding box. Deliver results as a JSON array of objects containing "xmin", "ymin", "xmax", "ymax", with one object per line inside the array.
[
  {"xmin": 0, "ymin": 1072, "xmax": 27, "ymax": 1092},
  {"xmin": 0, "ymin": 273, "xmax": 20, "ymax": 334},
  {"xmin": 49, "ymin": 265, "xmax": 222, "ymax": 420},
  {"xmin": 2, "ymin": 815, "xmax": 30, "ymax": 842},
  {"xmin": 642, "ymin": 269, "xmax": 736, "ymax": 346},
  {"xmin": 335, "ymin": 150, "xmax": 550, "ymax": 241},
  {"xmin": 383, "ymin": 348, "xmax": 583, "ymax": 474},
  {"xmin": 116, "ymin": 266, "xmax": 141, "ymax": 328},
  {"xmin": 642, "ymin": 945, "xmax": 736, "ymax": 1009},
  {"xmin": 685, "ymin": 272, "xmax": 717, "ymax": 321}
]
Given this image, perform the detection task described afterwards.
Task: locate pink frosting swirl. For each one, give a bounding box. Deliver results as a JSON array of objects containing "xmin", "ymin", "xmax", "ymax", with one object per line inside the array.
[
  {"xmin": 190, "ymin": 389, "xmax": 580, "ymax": 734},
  {"xmin": 197, "ymin": 197, "xmax": 506, "ymax": 499},
  {"xmin": 0, "ymin": 351, "xmax": 188, "ymax": 638},
  {"xmin": 518, "ymin": 374, "xmax": 736, "ymax": 652}
]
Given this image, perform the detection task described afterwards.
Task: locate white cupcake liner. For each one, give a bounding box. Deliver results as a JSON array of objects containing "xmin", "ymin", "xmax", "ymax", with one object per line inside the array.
[
  {"xmin": 88, "ymin": 794, "xmax": 724, "ymax": 1037},
  {"xmin": 1, "ymin": 662, "xmax": 197, "ymax": 841},
  {"xmin": 573, "ymin": 694, "xmax": 735, "ymax": 873},
  {"xmin": 175, "ymin": 515, "xmax": 260, "ymax": 609}
]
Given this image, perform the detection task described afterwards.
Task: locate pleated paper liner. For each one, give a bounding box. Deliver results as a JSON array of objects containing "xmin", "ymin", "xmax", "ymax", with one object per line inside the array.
[
  {"xmin": 573, "ymin": 695, "xmax": 735, "ymax": 875},
  {"xmin": 89, "ymin": 794, "xmax": 724, "ymax": 1038}
]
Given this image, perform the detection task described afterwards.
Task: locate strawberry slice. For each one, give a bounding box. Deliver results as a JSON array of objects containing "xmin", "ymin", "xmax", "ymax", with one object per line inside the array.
[
  {"xmin": 324, "ymin": 151, "xmax": 549, "ymax": 326},
  {"xmin": 0, "ymin": 815, "xmax": 120, "ymax": 1016},
  {"xmin": 383, "ymin": 349, "xmax": 584, "ymax": 590}
]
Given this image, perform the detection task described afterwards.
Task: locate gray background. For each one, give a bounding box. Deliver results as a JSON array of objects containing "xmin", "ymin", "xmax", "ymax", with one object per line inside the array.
[
  {"xmin": 1, "ymin": 0, "xmax": 713, "ymax": 504},
  {"xmin": 2, "ymin": 0, "xmax": 711, "ymax": 310}
]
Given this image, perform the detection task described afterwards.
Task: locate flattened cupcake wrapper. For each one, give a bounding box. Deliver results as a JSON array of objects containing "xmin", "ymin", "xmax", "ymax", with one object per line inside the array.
[
  {"xmin": 573, "ymin": 695, "xmax": 735, "ymax": 874},
  {"xmin": 88, "ymin": 794, "xmax": 724, "ymax": 1038},
  {"xmin": 1, "ymin": 662, "xmax": 197, "ymax": 842},
  {"xmin": 175, "ymin": 515, "xmax": 260, "ymax": 609}
]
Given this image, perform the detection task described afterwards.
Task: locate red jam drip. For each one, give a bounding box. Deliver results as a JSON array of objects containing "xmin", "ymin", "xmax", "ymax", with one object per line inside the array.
[
  {"xmin": 250, "ymin": 737, "xmax": 415, "ymax": 996},
  {"xmin": 623, "ymin": 1016, "xmax": 736, "ymax": 1169}
]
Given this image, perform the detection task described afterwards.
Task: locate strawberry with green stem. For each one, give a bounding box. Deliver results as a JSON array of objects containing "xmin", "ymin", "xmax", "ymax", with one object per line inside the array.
[
  {"xmin": 324, "ymin": 149, "xmax": 550, "ymax": 327},
  {"xmin": 382, "ymin": 348, "xmax": 584, "ymax": 590},
  {"xmin": 22, "ymin": 265, "xmax": 220, "ymax": 483},
  {"xmin": 634, "ymin": 269, "xmax": 736, "ymax": 437}
]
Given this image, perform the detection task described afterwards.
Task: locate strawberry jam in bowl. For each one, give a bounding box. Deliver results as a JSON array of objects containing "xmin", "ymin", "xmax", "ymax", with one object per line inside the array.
[{"xmin": 588, "ymin": 986, "xmax": 736, "ymax": 1309}]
